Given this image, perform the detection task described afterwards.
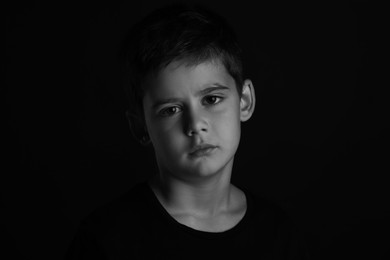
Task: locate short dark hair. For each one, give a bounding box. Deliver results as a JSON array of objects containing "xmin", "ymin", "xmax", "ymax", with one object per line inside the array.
[{"xmin": 122, "ymin": 3, "xmax": 244, "ymax": 118}]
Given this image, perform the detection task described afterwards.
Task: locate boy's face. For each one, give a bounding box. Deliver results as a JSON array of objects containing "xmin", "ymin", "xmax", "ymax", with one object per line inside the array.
[{"xmin": 142, "ymin": 59, "xmax": 254, "ymax": 182}]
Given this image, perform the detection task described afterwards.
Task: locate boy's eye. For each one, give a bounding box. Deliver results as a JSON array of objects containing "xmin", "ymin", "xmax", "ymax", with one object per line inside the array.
[
  {"xmin": 202, "ymin": 95, "xmax": 223, "ymax": 105},
  {"xmin": 158, "ymin": 106, "xmax": 182, "ymax": 117}
]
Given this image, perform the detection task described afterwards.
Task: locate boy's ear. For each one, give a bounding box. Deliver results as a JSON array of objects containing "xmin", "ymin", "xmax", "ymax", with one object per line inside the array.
[
  {"xmin": 125, "ymin": 110, "xmax": 151, "ymax": 145},
  {"xmin": 240, "ymin": 79, "xmax": 256, "ymax": 122}
]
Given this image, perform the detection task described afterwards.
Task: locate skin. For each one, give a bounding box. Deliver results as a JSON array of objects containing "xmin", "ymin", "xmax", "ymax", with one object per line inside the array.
[{"xmin": 138, "ymin": 58, "xmax": 255, "ymax": 232}]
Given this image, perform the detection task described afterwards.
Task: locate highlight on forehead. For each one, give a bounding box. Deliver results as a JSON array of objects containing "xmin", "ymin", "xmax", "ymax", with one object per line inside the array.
[
  {"xmin": 145, "ymin": 51, "xmax": 221, "ymax": 87},
  {"xmin": 145, "ymin": 56, "xmax": 222, "ymax": 91},
  {"xmin": 152, "ymin": 47, "xmax": 226, "ymax": 75},
  {"xmin": 167, "ymin": 56, "xmax": 225, "ymax": 72}
]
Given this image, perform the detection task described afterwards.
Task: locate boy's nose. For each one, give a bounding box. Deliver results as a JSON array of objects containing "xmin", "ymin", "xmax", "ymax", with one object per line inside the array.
[{"xmin": 184, "ymin": 109, "xmax": 208, "ymax": 137}]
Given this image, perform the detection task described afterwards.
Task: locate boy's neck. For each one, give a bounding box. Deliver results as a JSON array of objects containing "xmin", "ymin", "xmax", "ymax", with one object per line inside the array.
[{"xmin": 148, "ymin": 168, "xmax": 234, "ymax": 218}]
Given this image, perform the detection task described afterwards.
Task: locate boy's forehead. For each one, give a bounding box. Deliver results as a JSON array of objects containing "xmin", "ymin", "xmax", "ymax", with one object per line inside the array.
[{"xmin": 144, "ymin": 58, "xmax": 235, "ymax": 96}]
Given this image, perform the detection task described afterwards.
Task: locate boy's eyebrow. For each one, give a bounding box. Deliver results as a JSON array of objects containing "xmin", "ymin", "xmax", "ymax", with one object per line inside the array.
[
  {"xmin": 152, "ymin": 83, "xmax": 230, "ymax": 109},
  {"xmin": 197, "ymin": 83, "xmax": 230, "ymax": 96},
  {"xmin": 152, "ymin": 98, "xmax": 181, "ymax": 110}
]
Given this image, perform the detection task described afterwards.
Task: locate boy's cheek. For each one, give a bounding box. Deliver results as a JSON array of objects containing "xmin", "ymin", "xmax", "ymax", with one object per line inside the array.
[
  {"xmin": 148, "ymin": 117, "xmax": 180, "ymax": 135},
  {"xmin": 153, "ymin": 126, "xmax": 185, "ymax": 147},
  {"xmin": 211, "ymin": 106, "xmax": 240, "ymax": 126}
]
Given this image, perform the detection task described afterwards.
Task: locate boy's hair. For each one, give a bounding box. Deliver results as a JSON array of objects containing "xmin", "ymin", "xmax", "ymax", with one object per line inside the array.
[{"xmin": 122, "ymin": 3, "xmax": 244, "ymax": 119}]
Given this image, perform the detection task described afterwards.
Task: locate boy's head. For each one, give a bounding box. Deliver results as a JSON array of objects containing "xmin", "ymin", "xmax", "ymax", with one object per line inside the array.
[
  {"xmin": 123, "ymin": 3, "xmax": 255, "ymax": 180},
  {"xmin": 124, "ymin": 3, "xmax": 244, "ymax": 123}
]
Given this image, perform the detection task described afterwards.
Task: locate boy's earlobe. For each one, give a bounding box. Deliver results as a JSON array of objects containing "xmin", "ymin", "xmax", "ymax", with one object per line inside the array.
[
  {"xmin": 125, "ymin": 110, "xmax": 151, "ymax": 145},
  {"xmin": 240, "ymin": 79, "xmax": 256, "ymax": 122}
]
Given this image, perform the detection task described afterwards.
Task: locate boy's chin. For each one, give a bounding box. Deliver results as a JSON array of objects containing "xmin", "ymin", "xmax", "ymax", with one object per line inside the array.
[
  {"xmin": 159, "ymin": 153, "xmax": 232, "ymax": 181},
  {"xmin": 179, "ymin": 161, "xmax": 226, "ymax": 180}
]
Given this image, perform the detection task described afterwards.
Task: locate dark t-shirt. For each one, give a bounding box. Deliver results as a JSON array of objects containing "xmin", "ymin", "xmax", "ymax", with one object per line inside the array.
[{"xmin": 65, "ymin": 182, "xmax": 309, "ymax": 259}]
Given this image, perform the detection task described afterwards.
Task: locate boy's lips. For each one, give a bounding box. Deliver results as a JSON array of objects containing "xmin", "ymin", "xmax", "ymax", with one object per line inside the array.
[{"xmin": 189, "ymin": 144, "xmax": 218, "ymax": 157}]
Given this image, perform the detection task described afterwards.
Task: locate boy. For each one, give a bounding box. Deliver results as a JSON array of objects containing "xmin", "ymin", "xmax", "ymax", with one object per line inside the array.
[{"xmin": 66, "ymin": 3, "xmax": 309, "ymax": 259}]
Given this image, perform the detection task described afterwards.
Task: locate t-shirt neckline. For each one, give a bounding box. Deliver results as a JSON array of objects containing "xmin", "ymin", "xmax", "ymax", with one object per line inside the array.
[{"xmin": 144, "ymin": 182, "xmax": 252, "ymax": 239}]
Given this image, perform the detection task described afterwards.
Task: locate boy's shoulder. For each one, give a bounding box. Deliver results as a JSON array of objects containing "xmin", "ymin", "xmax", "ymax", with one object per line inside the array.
[
  {"xmin": 79, "ymin": 181, "xmax": 151, "ymax": 232},
  {"xmin": 65, "ymin": 182, "xmax": 154, "ymax": 259},
  {"xmin": 242, "ymin": 185, "xmax": 301, "ymax": 237},
  {"xmin": 241, "ymin": 185, "xmax": 289, "ymax": 220},
  {"xmin": 243, "ymin": 186, "xmax": 309, "ymax": 258}
]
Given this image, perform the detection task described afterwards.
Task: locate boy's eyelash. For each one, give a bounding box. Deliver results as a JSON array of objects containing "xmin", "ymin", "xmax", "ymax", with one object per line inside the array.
[
  {"xmin": 203, "ymin": 95, "xmax": 224, "ymax": 105},
  {"xmin": 158, "ymin": 106, "xmax": 182, "ymax": 117}
]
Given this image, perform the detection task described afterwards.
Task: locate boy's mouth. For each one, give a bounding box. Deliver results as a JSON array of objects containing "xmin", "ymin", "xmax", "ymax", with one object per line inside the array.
[{"xmin": 189, "ymin": 144, "xmax": 218, "ymax": 157}]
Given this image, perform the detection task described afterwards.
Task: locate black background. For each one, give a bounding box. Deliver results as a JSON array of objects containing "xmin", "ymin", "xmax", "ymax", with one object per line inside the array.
[{"xmin": 5, "ymin": 0, "xmax": 389, "ymax": 259}]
